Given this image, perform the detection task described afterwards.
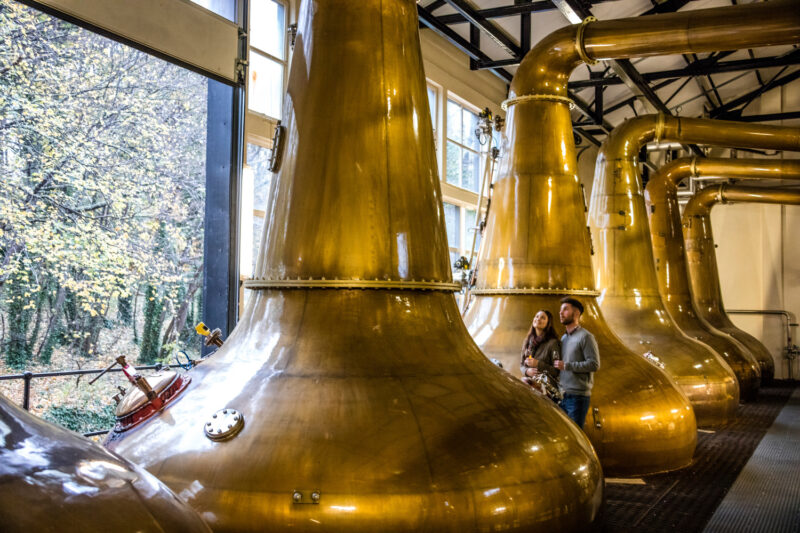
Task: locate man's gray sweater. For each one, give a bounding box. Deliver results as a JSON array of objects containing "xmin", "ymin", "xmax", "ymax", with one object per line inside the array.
[{"xmin": 559, "ymin": 326, "xmax": 600, "ymax": 396}]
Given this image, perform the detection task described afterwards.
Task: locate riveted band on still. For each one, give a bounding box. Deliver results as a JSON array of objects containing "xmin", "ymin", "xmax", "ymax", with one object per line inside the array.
[
  {"xmin": 469, "ymin": 287, "xmax": 601, "ymax": 296},
  {"xmin": 501, "ymin": 94, "xmax": 575, "ymax": 111},
  {"xmin": 244, "ymin": 278, "xmax": 462, "ymax": 292}
]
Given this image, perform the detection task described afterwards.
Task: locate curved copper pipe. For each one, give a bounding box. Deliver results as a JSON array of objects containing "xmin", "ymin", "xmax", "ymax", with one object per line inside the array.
[
  {"xmin": 104, "ymin": 1, "xmax": 604, "ymax": 530},
  {"xmin": 511, "ymin": 0, "xmax": 800, "ymax": 99},
  {"xmin": 467, "ymin": 0, "xmax": 799, "ymax": 474},
  {"xmin": 684, "ymin": 185, "xmax": 800, "ymax": 378},
  {"xmin": 590, "ymin": 117, "xmax": 800, "ymax": 418},
  {"xmin": 646, "ymin": 159, "xmax": 800, "ymax": 389}
]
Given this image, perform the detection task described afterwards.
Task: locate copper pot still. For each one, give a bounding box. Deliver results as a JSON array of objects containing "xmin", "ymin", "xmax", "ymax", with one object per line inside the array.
[
  {"xmin": 683, "ymin": 184, "xmax": 800, "ymax": 382},
  {"xmin": 0, "ymin": 394, "xmax": 211, "ymax": 533},
  {"xmin": 103, "ymin": 1, "xmax": 603, "ymax": 531},
  {"xmin": 646, "ymin": 158, "xmax": 800, "ymax": 394},
  {"xmin": 464, "ymin": 0, "xmax": 799, "ymax": 473}
]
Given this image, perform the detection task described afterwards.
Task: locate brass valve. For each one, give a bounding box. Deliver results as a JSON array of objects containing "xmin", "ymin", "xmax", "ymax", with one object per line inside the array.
[{"xmin": 195, "ymin": 322, "xmax": 224, "ymax": 347}]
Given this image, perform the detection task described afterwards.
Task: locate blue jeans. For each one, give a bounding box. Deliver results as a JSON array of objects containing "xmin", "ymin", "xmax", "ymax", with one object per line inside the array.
[{"xmin": 560, "ymin": 393, "xmax": 591, "ymax": 429}]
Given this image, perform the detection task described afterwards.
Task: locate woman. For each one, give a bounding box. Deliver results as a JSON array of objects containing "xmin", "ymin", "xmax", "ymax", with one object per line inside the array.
[{"xmin": 520, "ymin": 310, "xmax": 561, "ymax": 389}]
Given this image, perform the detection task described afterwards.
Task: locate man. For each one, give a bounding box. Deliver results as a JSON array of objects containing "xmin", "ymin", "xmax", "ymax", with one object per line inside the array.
[{"xmin": 553, "ymin": 297, "xmax": 600, "ymax": 429}]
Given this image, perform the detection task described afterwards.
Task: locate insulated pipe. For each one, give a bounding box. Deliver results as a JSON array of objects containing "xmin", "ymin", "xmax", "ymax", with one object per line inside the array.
[
  {"xmin": 591, "ymin": 119, "xmax": 800, "ymax": 414},
  {"xmin": 683, "ymin": 185, "xmax": 800, "ymax": 383},
  {"xmin": 646, "ymin": 158, "xmax": 800, "ymax": 390},
  {"xmin": 465, "ymin": 0, "xmax": 800, "ymax": 475}
]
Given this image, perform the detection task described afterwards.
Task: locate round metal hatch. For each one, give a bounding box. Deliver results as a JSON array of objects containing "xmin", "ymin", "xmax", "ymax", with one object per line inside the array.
[
  {"xmin": 115, "ymin": 371, "xmax": 178, "ymax": 417},
  {"xmin": 204, "ymin": 408, "xmax": 244, "ymax": 441}
]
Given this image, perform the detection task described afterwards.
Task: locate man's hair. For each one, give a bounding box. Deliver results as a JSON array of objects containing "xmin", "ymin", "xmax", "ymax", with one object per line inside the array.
[{"xmin": 560, "ymin": 297, "xmax": 584, "ymax": 315}]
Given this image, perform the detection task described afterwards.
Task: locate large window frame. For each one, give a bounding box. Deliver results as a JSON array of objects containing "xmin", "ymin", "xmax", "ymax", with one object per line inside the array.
[{"xmin": 246, "ymin": 0, "xmax": 288, "ymax": 122}]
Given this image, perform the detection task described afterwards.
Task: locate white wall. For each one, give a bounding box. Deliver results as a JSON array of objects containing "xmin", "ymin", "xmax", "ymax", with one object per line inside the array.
[{"xmin": 713, "ymin": 204, "xmax": 799, "ymax": 380}]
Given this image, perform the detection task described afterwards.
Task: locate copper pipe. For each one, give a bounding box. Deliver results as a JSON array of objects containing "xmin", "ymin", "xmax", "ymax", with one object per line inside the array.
[
  {"xmin": 590, "ymin": 117, "xmax": 800, "ymax": 419},
  {"xmin": 104, "ymin": 1, "xmax": 604, "ymax": 531},
  {"xmin": 684, "ymin": 185, "xmax": 800, "ymax": 378},
  {"xmin": 511, "ymin": 0, "xmax": 800, "ymax": 100},
  {"xmin": 468, "ymin": 0, "xmax": 800, "ymax": 474},
  {"xmin": 646, "ymin": 158, "xmax": 800, "ymax": 390},
  {"xmin": 0, "ymin": 393, "xmax": 211, "ymax": 532}
]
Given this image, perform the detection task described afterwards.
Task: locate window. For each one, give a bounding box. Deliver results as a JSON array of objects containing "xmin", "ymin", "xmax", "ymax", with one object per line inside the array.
[
  {"xmin": 445, "ymin": 98, "xmax": 481, "ymax": 193},
  {"xmin": 0, "ymin": 1, "xmax": 208, "ymax": 429},
  {"xmin": 427, "ymin": 83, "xmax": 438, "ymax": 138},
  {"xmin": 248, "ymin": 0, "xmax": 286, "ymax": 119},
  {"xmin": 443, "ymin": 202, "xmax": 483, "ymax": 270}
]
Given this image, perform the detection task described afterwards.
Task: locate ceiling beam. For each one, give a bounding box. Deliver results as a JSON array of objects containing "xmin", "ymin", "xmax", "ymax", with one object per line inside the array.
[
  {"xmin": 417, "ymin": 4, "xmax": 513, "ymax": 83},
  {"xmin": 564, "ymin": 50, "xmax": 800, "ymax": 88},
  {"xmin": 441, "ymin": 0, "xmax": 522, "ymax": 57},
  {"xmin": 430, "ymin": 2, "xmax": 558, "ymax": 26},
  {"xmin": 714, "ymin": 110, "xmax": 800, "ymax": 122},
  {"xmin": 710, "ymin": 68, "xmax": 800, "ymax": 118}
]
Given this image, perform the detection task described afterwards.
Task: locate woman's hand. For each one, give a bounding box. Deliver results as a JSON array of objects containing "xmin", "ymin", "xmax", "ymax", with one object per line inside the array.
[{"xmin": 524, "ymin": 357, "xmax": 538, "ymax": 367}]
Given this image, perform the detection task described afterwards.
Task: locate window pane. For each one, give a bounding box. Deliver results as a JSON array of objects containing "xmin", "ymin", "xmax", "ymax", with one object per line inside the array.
[
  {"xmin": 249, "ymin": 52, "xmax": 283, "ymax": 118},
  {"xmin": 449, "ymin": 251, "xmax": 460, "ymax": 268},
  {"xmin": 189, "ymin": 0, "xmax": 236, "ymax": 21},
  {"xmin": 445, "ymin": 141, "xmax": 461, "ymax": 187},
  {"xmin": 427, "ymin": 86, "xmax": 437, "ymax": 127},
  {"xmin": 462, "ymin": 108, "xmax": 480, "ymax": 151},
  {"xmin": 247, "ymin": 144, "xmax": 272, "ymax": 210},
  {"xmin": 246, "ymin": 144, "xmax": 273, "ymax": 272},
  {"xmin": 250, "ymin": 0, "xmax": 286, "ymax": 59},
  {"xmin": 443, "ymin": 202, "xmax": 460, "ymax": 249},
  {"xmin": 446, "ymin": 99, "xmax": 461, "ymax": 144},
  {"xmin": 461, "ymin": 149, "xmax": 480, "ymax": 193},
  {"xmin": 0, "ymin": 2, "xmax": 207, "ymax": 425},
  {"xmin": 466, "ymin": 208, "xmax": 481, "ymax": 253}
]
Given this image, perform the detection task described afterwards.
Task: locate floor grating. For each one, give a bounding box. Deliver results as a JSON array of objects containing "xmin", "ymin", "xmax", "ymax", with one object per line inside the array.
[{"xmin": 602, "ymin": 382, "xmax": 796, "ymax": 532}]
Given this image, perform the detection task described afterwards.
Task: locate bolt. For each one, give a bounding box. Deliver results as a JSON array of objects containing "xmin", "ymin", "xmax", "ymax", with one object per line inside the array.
[
  {"xmin": 311, "ymin": 492, "xmax": 320, "ymax": 503},
  {"xmin": 292, "ymin": 492, "xmax": 302, "ymax": 503}
]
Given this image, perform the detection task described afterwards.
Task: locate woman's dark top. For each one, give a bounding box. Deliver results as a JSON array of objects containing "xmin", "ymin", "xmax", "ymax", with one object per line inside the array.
[{"xmin": 520, "ymin": 337, "xmax": 561, "ymax": 382}]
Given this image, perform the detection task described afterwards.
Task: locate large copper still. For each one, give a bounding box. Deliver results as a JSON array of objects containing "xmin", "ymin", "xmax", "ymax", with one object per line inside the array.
[
  {"xmin": 683, "ymin": 184, "xmax": 800, "ymax": 382},
  {"xmin": 0, "ymin": 394, "xmax": 211, "ymax": 532},
  {"xmin": 646, "ymin": 157, "xmax": 800, "ymax": 395},
  {"xmin": 465, "ymin": 0, "xmax": 799, "ymax": 475},
  {"xmin": 103, "ymin": 1, "xmax": 604, "ymax": 531},
  {"xmin": 589, "ymin": 119, "xmax": 741, "ymax": 428}
]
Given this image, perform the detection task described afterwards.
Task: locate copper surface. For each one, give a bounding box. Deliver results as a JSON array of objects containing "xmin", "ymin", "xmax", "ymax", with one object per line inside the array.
[
  {"xmin": 0, "ymin": 393, "xmax": 211, "ymax": 533},
  {"xmin": 589, "ymin": 125, "xmax": 748, "ymax": 427},
  {"xmin": 592, "ymin": 114, "xmax": 800, "ymax": 386},
  {"xmin": 468, "ymin": 0, "xmax": 800, "ymax": 475},
  {"xmin": 102, "ymin": 1, "xmax": 604, "ymax": 531},
  {"xmin": 646, "ymin": 158, "xmax": 800, "ymax": 393},
  {"xmin": 683, "ymin": 184, "xmax": 800, "ymax": 383},
  {"xmin": 115, "ymin": 369, "xmax": 179, "ymax": 416}
]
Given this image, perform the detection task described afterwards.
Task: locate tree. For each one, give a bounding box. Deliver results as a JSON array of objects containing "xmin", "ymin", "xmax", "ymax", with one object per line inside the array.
[{"xmin": 1, "ymin": 1, "xmax": 208, "ymax": 368}]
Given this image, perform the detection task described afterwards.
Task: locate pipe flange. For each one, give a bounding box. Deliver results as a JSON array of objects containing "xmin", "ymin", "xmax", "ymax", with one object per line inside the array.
[
  {"xmin": 470, "ymin": 288, "xmax": 601, "ymax": 296},
  {"xmin": 654, "ymin": 113, "xmax": 667, "ymax": 144},
  {"xmin": 501, "ymin": 94, "xmax": 575, "ymax": 111},
  {"xmin": 243, "ymin": 278, "xmax": 461, "ymax": 292},
  {"xmin": 575, "ymin": 16, "xmax": 598, "ymax": 66},
  {"xmin": 205, "ymin": 408, "xmax": 244, "ymax": 441},
  {"xmin": 689, "ymin": 156, "xmax": 699, "ymax": 179}
]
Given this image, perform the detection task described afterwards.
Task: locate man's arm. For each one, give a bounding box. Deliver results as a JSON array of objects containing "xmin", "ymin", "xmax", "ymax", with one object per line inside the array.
[{"xmin": 565, "ymin": 334, "xmax": 600, "ymax": 373}]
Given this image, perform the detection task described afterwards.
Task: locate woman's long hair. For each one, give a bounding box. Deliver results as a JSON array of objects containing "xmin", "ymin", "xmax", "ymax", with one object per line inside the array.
[{"xmin": 522, "ymin": 309, "xmax": 558, "ymax": 354}]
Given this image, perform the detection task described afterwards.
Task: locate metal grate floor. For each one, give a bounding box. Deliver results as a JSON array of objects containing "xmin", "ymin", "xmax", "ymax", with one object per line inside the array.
[
  {"xmin": 602, "ymin": 382, "xmax": 796, "ymax": 533},
  {"xmin": 704, "ymin": 387, "xmax": 800, "ymax": 533}
]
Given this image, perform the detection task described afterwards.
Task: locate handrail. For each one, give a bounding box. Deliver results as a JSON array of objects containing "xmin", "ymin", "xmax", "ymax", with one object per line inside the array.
[{"xmin": 0, "ymin": 363, "xmax": 186, "ymax": 436}]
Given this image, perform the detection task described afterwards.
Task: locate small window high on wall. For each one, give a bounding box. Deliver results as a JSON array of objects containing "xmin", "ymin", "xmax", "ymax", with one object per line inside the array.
[
  {"xmin": 248, "ymin": 0, "xmax": 287, "ymax": 120},
  {"xmin": 446, "ymin": 98, "xmax": 481, "ymax": 193}
]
